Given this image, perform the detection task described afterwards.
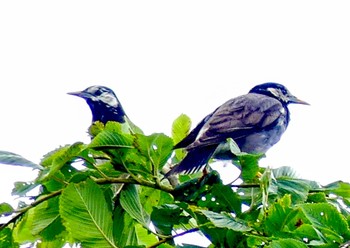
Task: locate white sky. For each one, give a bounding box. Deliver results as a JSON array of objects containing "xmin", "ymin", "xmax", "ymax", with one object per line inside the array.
[{"xmin": 1, "ymin": 0, "xmax": 349, "ymax": 218}]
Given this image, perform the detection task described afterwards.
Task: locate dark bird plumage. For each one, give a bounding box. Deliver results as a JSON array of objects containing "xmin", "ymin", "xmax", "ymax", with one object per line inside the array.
[
  {"xmin": 166, "ymin": 82, "xmax": 309, "ymax": 176},
  {"xmin": 68, "ymin": 85, "xmax": 135, "ymax": 194},
  {"xmin": 68, "ymin": 85, "xmax": 127, "ymax": 124}
]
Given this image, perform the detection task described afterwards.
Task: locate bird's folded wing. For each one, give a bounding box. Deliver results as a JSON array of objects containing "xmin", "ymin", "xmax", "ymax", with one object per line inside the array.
[{"xmin": 187, "ymin": 94, "xmax": 285, "ymax": 150}]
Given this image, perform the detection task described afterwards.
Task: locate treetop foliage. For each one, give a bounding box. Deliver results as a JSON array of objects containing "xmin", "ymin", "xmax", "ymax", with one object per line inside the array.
[{"xmin": 1, "ymin": 114, "xmax": 350, "ymax": 247}]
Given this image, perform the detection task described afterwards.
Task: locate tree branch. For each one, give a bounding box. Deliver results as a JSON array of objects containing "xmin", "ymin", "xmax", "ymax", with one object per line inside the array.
[
  {"xmin": 0, "ymin": 175, "xmax": 173, "ymax": 231},
  {"xmin": 0, "ymin": 190, "xmax": 61, "ymax": 230}
]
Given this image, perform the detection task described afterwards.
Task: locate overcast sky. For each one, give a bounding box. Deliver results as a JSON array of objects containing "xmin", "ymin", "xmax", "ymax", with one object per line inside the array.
[{"xmin": 1, "ymin": 1, "xmax": 349, "ymax": 213}]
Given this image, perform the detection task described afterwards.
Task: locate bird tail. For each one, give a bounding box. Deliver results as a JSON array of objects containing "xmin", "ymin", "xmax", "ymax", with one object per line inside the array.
[{"xmin": 165, "ymin": 146, "xmax": 216, "ymax": 177}]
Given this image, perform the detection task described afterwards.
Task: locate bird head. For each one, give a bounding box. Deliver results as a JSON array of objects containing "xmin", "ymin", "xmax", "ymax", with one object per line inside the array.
[
  {"xmin": 68, "ymin": 85, "xmax": 126, "ymax": 124},
  {"xmin": 249, "ymin": 82, "xmax": 309, "ymax": 105}
]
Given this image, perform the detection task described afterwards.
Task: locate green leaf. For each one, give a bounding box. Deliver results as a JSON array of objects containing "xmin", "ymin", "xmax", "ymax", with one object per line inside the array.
[
  {"xmin": 133, "ymin": 223, "xmax": 158, "ymax": 246},
  {"xmin": 32, "ymin": 197, "xmax": 64, "ymax": 241},
  {"xmin": 89, "ymin": 130, "xmax": 134, "ymax": 149},
  {"xmin": 324, "ymin": 181, "xmax": 350, "ymax": 201},
  {"xmin": 200, "ymin": 210, "xmax": 252, "ymax": 232},
  {"xmin": 35, "ymin": 238, "xmax": 66, "ymax": 248},
  {"xmin": 40, "ymin": 142, "xmax": 85, "ymax": 180},
  {"xmin": 210, "ymin": 184, "xmax": 242, "ymax": 214},
  {"xmin": 273, "ymin": 178, "xmax": 311, "ymax": 204},
  {"xmin": 134, "ymin": 133, "xmax": 173, "ymax": 172},
  {"xmin": 140, "ymin": 187, "xmax": 173, "ymax": 214},
  {"xmin": 124, "ymin": 117, "xmax": 144, "ymax": 135},
  {"xmin": 172, "ymin": 114, "xmax": 191, "ymax": 160},
  {"xmin": 237, "ymin": 153, "xmax": 262, "ymax": 181},
  {"xmin": 12, "ymin": 181, "xmax": 38, "ymax": 197},
  {"xmin": 120, "ymin": 184, "xmax": 150, "ymax": 229},
  {"xmin": 172, "ymin": 114, "xmax": 191, "ymax": 146},
  {"xmin": 0, "ymin": 150, "xmax": 42, "ymax": 169},
  {"xmin": 13, "ymin": 208, "xmax": 37, "ymax": 243},
  {"xmin": 151, "ymin": 204, "xmax": 185, "ymax": 235},
  {"xmin": 60, "ymin": 179, "xmax": 116, "ymax": 248},
  {"xmin": 272, "ymin": 166, "xmax": 299, "ymax": 178},
  {"xmin": 0, "ymin": 203, "xmax": 14, "ymax": 216},
  {"xmin": 291, "ymin": 224, "xmax": 323, "ymax": 243},
  {"xmin": 227, "ymin": 138, "xmax": 241, "ymax": 155},
  {"xmin": 0, "ymin": 228, "xmax": 16, "ymax": 248},
  {"xmin": 300, "ymin": 203, "xmax": 350, "ymax": 243},
  {"xmin": 267, "ymin": 238, "xmax": 308, "ymax": 248},
  {"xmin": 113, "ymin": 205, "xmax": 138, "ymax": 247},
  {"xmin": 307, "ymin": 192, "xmax": 328, "ymax": 203},
  {"xmin": 263, "ymin": 194, "xmax": 301, "ymax": 235},
  {"xmin": 113, "ymin": 205, "xmax": 156, "ymax": 247}
]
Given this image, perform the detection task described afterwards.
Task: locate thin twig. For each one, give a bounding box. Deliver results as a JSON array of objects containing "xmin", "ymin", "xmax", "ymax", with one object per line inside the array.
[
  {"xmin": 147, "ymin": 227, "xmax": 200, "ymax": 248},
  {"xmin": 230, "ymin": 183, "xmax": 260, "ymax": 188},
  {"xmin": 0, "ymin": 190, "xmax": 62, "ymax": 230}
]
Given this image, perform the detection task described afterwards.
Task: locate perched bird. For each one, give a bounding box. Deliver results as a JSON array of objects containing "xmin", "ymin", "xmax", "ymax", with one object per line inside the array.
[
  {"xmin": 68, "ymin": 85, "xmax": 136, "ymax": 194},
  {"xmin": 166, "ymin": 82, "xmax": 309, "ymax": 176},
  {"xmin": 68, "ymin": 85, "xmax": 127, "ymax": 124}
]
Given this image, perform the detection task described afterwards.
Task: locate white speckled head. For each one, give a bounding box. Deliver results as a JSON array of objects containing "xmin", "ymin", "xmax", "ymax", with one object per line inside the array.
[{"xmin": 83, "ymin": 85, "xmax": 119, "ymax": 108}]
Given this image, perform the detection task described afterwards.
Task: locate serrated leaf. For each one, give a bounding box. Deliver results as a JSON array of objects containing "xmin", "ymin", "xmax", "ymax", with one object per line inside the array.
[
  {"xmin": 291, "ymin": 224, "xmax": 322, "ymax": 242},
  {"xmin": 89, "ymin": 130, "xmax": 134, "ymax": 149},
  {"xmin": 300, "ymin": 203, "xmax": 350, "ymax": 242},
  {"xmin": 134, "ymin": 133, "xmax": 173, "ymax": 172},
  {"xmin": 120, "ymin": 184, "xmax": 150, "ymax": 229},
  {"xmin": 237, "ymin": 153, "xmax": 262, "ymax": 181},
  {"xmin": 307, "ymin": 192, "xmax": 327, "ymax": 203},
  {"xmin": 273, "ymin": 178, "xmax": 311, "ymax": 204},
  {"xmin": 41, "ymin": 142, "xmax": 85, "ymax": 180},
  {"xmin": 0, "ymin": 150, "xmax": 42, "ymax": 169},
  {"xmin": 60, "ymin": 179, "xmax": 116, "ymax": 248},
  {"xmin": 200, "ymin": 210, "xmax": 252, "ymax": 232},
  {"xmin": 263, "ymin": 194, "xmax": 300, "ymax": 235},
  {"xmin": 40, "ymin": 145, "xmax": 70, "ymax": 167},
  {"xmin": 324, "ymin": 181, "xmax": 350, "ymax": 201},
  {"xmin": 272, "ymin": 166, "xmax": 299, "ymax": 178}
]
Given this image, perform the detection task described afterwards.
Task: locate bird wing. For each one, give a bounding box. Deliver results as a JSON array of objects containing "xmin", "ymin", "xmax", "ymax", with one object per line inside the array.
[
  {"xmin": 186, "ymin": 93, "xmax": 285, "ymax": 150},
  {"xmin": 173, "ymin": 111, "xmax": 215, "ymax": 149}
]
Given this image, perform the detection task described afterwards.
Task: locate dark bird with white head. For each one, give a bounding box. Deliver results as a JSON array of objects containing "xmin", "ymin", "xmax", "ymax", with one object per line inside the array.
[
  {"xmin": 68, "ymin": 85, "xmax": 128, "ymax": 124},
  {"xmin": 166, "ymin": 82, "xmax": 309, "ymax": 177}
]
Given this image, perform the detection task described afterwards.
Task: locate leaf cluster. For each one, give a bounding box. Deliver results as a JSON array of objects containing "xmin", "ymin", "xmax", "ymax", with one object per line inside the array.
[{"xmin": 0, "ymin": 115, "xmax": 350, "ymax": 248}]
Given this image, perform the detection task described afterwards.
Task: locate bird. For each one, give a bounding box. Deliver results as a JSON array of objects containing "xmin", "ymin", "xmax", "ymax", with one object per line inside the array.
[
  {"xmin": 68, "ymin": 85, "xmax": 138, "ymax": 194},
  {"xmin": 68, "ymin": 85, "xmax": 141, "ymax": 134},
  {"xmin": 67, "ymin": 85, "xmax": 128, "ymax": 124},
  {"xmin": 166, "ymin": 82, "xmax": 309, "ymax": 177}
]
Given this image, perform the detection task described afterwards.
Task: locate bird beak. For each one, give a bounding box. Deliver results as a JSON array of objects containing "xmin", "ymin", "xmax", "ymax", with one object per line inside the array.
[
  {"xmin": 67, "ymin": 91, "xmax": 91, "ymax": 99},
  {"xmin": 289, "ymin": 96, "xmax": 310, "ymax": 105}
]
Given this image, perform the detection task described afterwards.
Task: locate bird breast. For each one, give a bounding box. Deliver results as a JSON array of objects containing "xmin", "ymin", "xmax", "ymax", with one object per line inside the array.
[{"xmin": 238, "ymin": 121, "xmax": 286, "ymax": 153}]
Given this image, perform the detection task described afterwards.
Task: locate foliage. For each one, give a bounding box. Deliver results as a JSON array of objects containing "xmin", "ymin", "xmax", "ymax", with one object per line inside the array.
[{"xmin": 1, "ymin": 116, "xmax": 350, "ymax": 248}]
